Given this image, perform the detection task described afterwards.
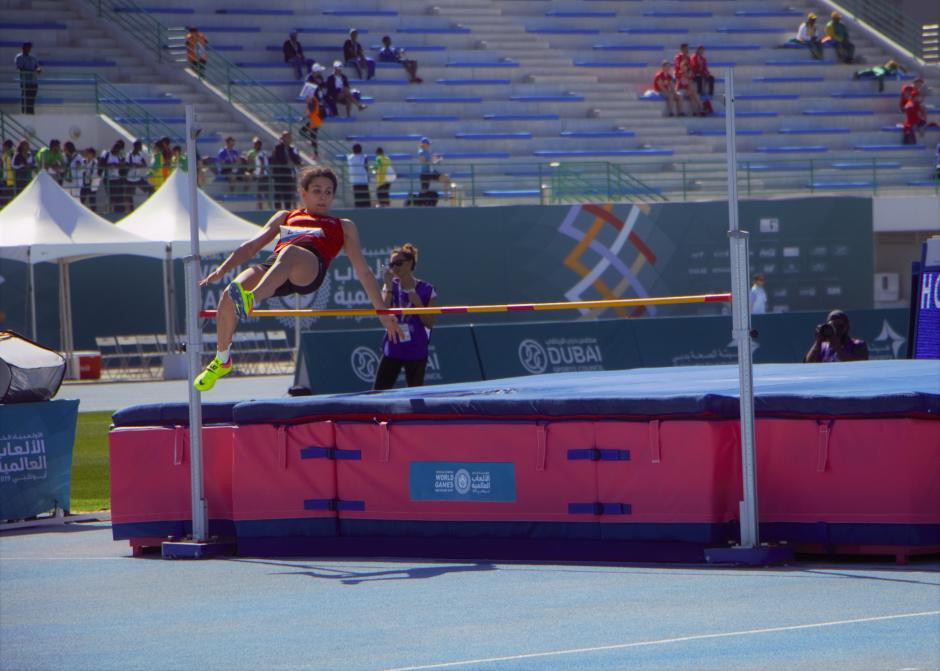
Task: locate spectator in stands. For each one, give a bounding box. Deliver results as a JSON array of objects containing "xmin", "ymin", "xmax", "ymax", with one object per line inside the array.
[
  {"xmin": 171, "ymin": 144, "xmax": 186, "ymax": 171},
  {"xmin": 347, "ymin": 143, "xmax": 370, "ymax": 208},
  {"xmin": 672, "ymin": 44, "xmax": 691, "ymax": 81},
  {"xmin": 804, "ymin": 309, "xmax": 868, "ymax": 362},
  {"xmin": 299, "ymin": 74, "xmax": 323, "ymax": 160},
  {"xmin": 283, "ymin": 31, "xmax": 315, "ymax": 80},
  {"xmin": 417, "ymin": 137, "xmax": 442, "ymax": 191},
  {"xmin": 854, "ymin": 59, "xmax": 906, "ymax": 93},
  {"xmin": 246, "ymin": 137, "xmax": 270, "ymax": 210},
  {"xmin": 14, "ymin": 42, "xmax": 41, "ymax": 115},
  {"xmin": 217, "ymin": 136, "xmax": 241, "ymax": 192},
  {"xmin": 373, "ymin": 243, "xmax": 436, "ymax": 390},
  {"xmin": 77, "ymin": 147, "xmax": 98, "ymax": 212},
  {"xmin": 374, "ymin": 147, "xmax": 395, "ymax": 207},
  {"xmin": 62, "ymin": 141, "xmax": 78, "ymax": 189},
  {"xmin": 270, "ymin": 130, "xmax": 301, "ymax": 210},
  {"xmin": 343, "ymin": 29, "xmax": 375, "ymax": 81},
  {"xmin": 652, "ymin": 61, "xmax": 678, "ymax": 117},
  {"xmin": 749, "ymin": 274, "xmax": 767, "ymax": 314},
  {"xmin": 822, "ymin": 11, "xmax": 854, "ymax": 64},
  {"xmin": 185, "ymin": 27, "xmax": 208, "ymax": 77},
  {"xmin": 1, "ymin": 139, "xmax": 14, "ymax": 207},
  {"xmin": 691, "ymin": 45, "xmax": 714, "ymax": 97},
  {"xmin": 900, "ymin": 77, "xmax": 927, "ymax": 140},
  {"xmin": 379, "ymin": 35, "xmax": 421, "ymax": 84},
  {"xmin": 99, "ymin": 139, "xmax": 127, "ymax": 214},
  {"xmin": 676, "ymin": 60, "xmax": 702, "ymax": 117},
  {"xmin": 793, "ymin": 13, "xmax": 822, "ymax": 60},
  {"xmin": 35, "ymin": 139, "xmax": 65, "ymax": 184},
  {"xmin": 899, "ymin": 76, "xmax": 924, "ymax": 111},
  {"xmin": 148, "ymin": 137, "xmax": 172, "ymax": 189},
  {"xmin": 125, "ymin": 139, "xmax": 153, "ymax": 205},
  {"xmin": 326, "ymin": 61, "xmax": 367, "ymax": 117},
  {"xmin": 12, "ymin": 140, "xmax": 35, "ymax": 195}
]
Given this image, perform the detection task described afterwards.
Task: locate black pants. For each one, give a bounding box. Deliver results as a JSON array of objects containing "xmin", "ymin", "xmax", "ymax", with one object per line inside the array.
[
  {"xmin": 695, "ymin": 74, "xmax": 714, "ymax": 97},
  {"xmin": 377, "ymin": 183, "xmax": 390, "ymax": 206},
  {"xmin": 80, "ymin": 186, "xmax": 97, "ymax": 211},
  {"xmin": 353, "ymin": 183, "xmax": 371, "ymax": 208},
  {"xmin": 372, "ymin": 356, "xmax": 427, "ymax": 390},
  {"xmin": 273, "ymin": 177, "xmax": 294, "ymax": 210},
  {"xmin": 20, "ymin": 82, "xmax": 37, "ymax": 114}
]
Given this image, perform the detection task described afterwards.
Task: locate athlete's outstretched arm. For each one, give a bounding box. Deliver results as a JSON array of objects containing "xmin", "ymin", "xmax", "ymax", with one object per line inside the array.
[
  {"xmin": 200, "ymin": 210, "xmax": 287, "ymax": 285},
  {"xmin": 342, "ymin": 218, "xmax": 403, "ymax": 342}
]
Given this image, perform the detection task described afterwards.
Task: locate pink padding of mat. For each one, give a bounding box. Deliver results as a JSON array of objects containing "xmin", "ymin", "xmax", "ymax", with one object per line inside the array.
[{"xmin": 109, "ymin": 426, "xmax": 233, "ymax": 524}]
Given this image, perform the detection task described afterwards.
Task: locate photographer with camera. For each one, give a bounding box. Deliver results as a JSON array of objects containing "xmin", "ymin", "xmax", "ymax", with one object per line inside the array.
[{"xmin": 803, "ymin": 309, "xmax": 869, "ymax": 363}]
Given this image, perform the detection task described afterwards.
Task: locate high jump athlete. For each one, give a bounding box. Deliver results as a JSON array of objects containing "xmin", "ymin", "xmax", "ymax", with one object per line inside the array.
[{"xmin": 194, "ymin": 164, "xmax": 401, "ymax": 391}]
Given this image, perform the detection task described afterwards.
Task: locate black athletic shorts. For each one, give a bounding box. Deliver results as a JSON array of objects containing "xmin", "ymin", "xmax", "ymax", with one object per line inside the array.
[{"xmin": 255, "ymin": 244, "xmax": 328, "ymax": 297}]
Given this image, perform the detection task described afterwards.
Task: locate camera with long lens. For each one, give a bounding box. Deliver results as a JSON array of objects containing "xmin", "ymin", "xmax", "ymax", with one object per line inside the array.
[{"xmin": 815, "ymin": 322, "xmax": 835, "ymax": 340}]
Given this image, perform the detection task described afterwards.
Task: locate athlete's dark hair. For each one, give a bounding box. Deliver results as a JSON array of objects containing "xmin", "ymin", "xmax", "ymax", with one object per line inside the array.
[{"xmin": 298, "ymin": 165, "xmax": 338, "ymax": 192}]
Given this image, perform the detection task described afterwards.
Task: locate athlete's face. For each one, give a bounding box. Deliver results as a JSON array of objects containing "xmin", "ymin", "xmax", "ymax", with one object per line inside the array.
[{"xmin": 301, "ymin": 176, "xmax": 335, "ymax": 213}]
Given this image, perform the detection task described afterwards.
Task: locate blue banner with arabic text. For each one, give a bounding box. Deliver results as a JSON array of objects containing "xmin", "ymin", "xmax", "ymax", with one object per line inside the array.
[{"xmin": 0, "ymin": 399, "xmax": 79, "ymax": 521}]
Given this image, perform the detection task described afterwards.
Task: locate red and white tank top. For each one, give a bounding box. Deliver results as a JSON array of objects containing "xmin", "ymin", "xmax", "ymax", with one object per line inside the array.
[{"xmin": 273, "ymin": 210, "xmax": 345, "ymax": 263}]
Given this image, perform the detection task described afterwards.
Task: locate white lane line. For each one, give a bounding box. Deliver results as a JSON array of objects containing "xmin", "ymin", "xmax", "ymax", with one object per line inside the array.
[{"xmin": 384, "ymin": 610, "xmax": 940, "ymax": 671}]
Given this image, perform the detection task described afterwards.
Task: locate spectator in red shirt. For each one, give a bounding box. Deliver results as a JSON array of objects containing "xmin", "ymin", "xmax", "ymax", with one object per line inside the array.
[
  {"xmin": 673, "ymin": 43, "xmax": 691, "ymax": 80},
  {"xmin": 676, "ymin": 59, "xmax": 702, "ymax": 116},
  {"xmin": 690, "ymin": 45, "xmax": 714, "ymax": 97},
  {"xmin": 899, "ymin": 76, "xmax": 923, "ymax": 111},
  {"xmin": 652, "ymin": 61, "xmax": 678, "ymax": 117}
]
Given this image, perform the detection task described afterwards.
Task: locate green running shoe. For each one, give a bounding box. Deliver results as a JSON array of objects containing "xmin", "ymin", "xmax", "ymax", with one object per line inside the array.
[
  {"xmin": 193, "ymin": 355, "xmax": 233, "ymax": 392},
  {"xmin": 227, "ymin": 281, "xmax": 254, "ymax": 319}
]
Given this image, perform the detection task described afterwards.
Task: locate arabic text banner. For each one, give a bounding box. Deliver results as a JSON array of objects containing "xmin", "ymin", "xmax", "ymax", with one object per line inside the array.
[{"xmin": 0, "ymin": 399, "xmax": 79, "ymax": 521}]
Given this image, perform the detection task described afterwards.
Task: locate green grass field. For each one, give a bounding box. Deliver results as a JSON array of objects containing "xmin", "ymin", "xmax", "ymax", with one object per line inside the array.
[{"xmin": 71, "ymin": 411, "xmax": 112, "ymax": 512}]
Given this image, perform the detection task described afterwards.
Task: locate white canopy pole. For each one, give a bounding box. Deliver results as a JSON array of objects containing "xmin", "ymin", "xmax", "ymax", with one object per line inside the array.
[
  {"xmin": 27, "ymin": 248, "xmax": 37, "ymax": 341},
  {"xmin": 184, "ymin": 105, "xmax": 208, "ymax": 542},
  {"xmin": 163, "ymin": 246, "xmax": 176, "ymax": 354},
  {"xmin": 724, "ymin": 67, "xmax": 760, "ymax": 550}
]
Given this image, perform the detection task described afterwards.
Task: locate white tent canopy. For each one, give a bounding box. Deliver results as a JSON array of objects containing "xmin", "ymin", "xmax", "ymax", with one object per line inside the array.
[
  {"xmin": 0, "ymin": 171, "xmax": 164, "ymax": 263},
  {"xmin": 116, "ymin": 168, "xmax": 268, "ymax": 257},
  {"xmin": 0, "ymin": 172, "xmax": 165, "ymax": 353}
]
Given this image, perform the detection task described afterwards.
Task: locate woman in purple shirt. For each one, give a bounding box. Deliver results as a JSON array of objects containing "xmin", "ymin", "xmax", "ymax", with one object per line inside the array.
[{"xmin": 373, "ymin": 243, "xmax": 437, "ymax": 389}]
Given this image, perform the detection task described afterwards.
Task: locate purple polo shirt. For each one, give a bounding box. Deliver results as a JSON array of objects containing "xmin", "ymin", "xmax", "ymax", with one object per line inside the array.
[
  {"xmin": 820, "ymin": 338, "xmax": 865, "ymax": 362},
  {"xmin": 383, "ymin": 278, "xmax": 436, "ymax": 360}
]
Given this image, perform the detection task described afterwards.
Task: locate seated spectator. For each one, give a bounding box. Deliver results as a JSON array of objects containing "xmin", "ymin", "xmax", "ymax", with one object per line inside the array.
[
  {"xmin": 283, "ymin": 31, "xmax": 315, "ymax": 80},
  {"xmin": 822, "ymin": 11, "xmax": 854, "ymax": 64},
  {"xmin": 652, "ymin": 61, "xmax": 679, "ymax": 117},
  {"xmin": 1, "ymin": 139, "xmax": 15, "ymax": 207},
  {"xmin": 326, "ymin": 61, "xmax": 367, "ymax": 117},
  {"xmin": 379, "ymin": 35, "xmax": 421, "ymax": 84},
  {"xmin": 676, "ymin": 60, "xmax": 702, "ymax": 116},
  {"xmin": 217, "ymin": 136, "xmax": 241, "ymax": 191},
  {"xmin": 185, "ymin": 26, "xmax": 208, "ymax": 77},
  {"xmin": 35, "ymin": 138, "xmax": 64, "ymax": 183},
  {"xmin": 347, "ymin": 143, "xmax": 370, "ymax": 208},
  {"xmin": 854, "ymin": 59, "xmax": 906, "ymax": 93},
  {"xmin": 902, "ymin": 100, "xmax": 925, "ymax": 144},
  {"xmin": 791, "ymin": 13, "xmax": 822, "ymax": 60},
  {"xmin": 12, "ymin": 139, "xmax": 35, "ymax": 195},
  {"xmin": 343, "ymin": 28, "xmax": 375, "ymax": 80},
  {"xmin": 690, "ymin": 45, "xmax": 714, "ymax": 97},
  {"xmin": 804, "ymin": 309, "xmax": 869, "ymax": 362}
]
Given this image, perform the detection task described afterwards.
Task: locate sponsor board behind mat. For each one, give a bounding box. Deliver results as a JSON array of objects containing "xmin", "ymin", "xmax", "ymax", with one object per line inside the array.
[
  {"xmin": 294, "ymin": 325, "xmax": 483, "ymax": 393},
  {"xmin": 0, "ymin": 399, "xmax": 78, "ymax": 521}
]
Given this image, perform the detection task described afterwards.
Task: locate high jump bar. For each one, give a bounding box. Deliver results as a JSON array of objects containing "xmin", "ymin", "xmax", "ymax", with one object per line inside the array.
[{"xmin": 199, "ymin": 292, "xmax": 731, "ymax": 318}]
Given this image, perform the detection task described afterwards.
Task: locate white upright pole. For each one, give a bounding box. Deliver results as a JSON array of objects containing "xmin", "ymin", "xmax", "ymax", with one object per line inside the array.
[
  {"xmin": 724, "ymin": 67, "xmax": 760, "ymax": 549},
  {"xmin": 163, "ymin": 246, "xmax": 175, "ymax": 354},
  {"xmin": 27, "ymin": 248, "xmax": 37, "ymax": 341},
  {"xmin": 184, "ymin": 105, "xmax": 208, "ymax": 542}
]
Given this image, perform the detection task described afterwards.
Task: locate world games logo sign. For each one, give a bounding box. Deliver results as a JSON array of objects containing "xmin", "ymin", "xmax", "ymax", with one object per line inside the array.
[{"xmin": 0, "ymin": 432, "xmax": 48, "ymax": 484}]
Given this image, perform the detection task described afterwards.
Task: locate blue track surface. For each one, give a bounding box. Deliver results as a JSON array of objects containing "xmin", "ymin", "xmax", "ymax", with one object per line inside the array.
[{"xmin": 1, "ymin": 523, "xmax": 938, "ymax": 671}]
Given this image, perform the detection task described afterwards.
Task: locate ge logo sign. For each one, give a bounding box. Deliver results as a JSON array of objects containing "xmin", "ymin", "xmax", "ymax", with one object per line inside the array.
[
  {"xmin": 518, "ymin": 339, "xmax": 548, "ymax": 375},
  {"xmin": 350, "ymin": 346, "xmax": 380, "ymax": 383}
]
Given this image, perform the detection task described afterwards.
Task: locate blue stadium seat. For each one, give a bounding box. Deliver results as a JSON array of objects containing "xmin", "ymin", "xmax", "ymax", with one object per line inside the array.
[
  {"xmin": 701, "ymin": 44, "xmax": 762, "ymax": 50},
  {"xmin": 484, "ymin": 113, "xmax": 560, "ymax": 120},
  {"xmin": 689, "ymin": 129, "xmax": 764, "ymax": 136},
  {"xmin": 753, "ymin": 76, "xmax": 824, "ymax": 83},
  {"xmin": 533, "ymin": 149, "xmax": 673, "ymax": 157},
  {"xmin": 619, "ymin": 28, "xmax": 689, "ymax": 34},
  {"xmin": 0, "ymin": 21, "xmax": 67, "ymax": 29},
  {"xmin": 735, "ymin": 10, "xmax": 803, "ymax": 16},
  {"xmin": 831, "ymin": 92, "xmax": 899, "ymax": 98},
  {"xmin": 574, "ymin": 61, "xmax": 647, "ymax": 68},
  {"xmin": 559, "ymin": 130, "xmax": 636, "ymax": 138},
  {"xmin": 216, "ymin": 8, "xmax": 293, "ymax": 15},
  {"xmin": 804, "ymin": 109, "xmax": 874, "ymax": 116},
  {"xmin": 765, "ymin": 59, "xmax": 837, "ymax": 66},
  {"xmin": 295, "ymin": 27, "xmax": 367, "ymax": 34},
  {"xmin": 406, "ymin": 96, "xmax": 483, "ymax": 103},
  {"xmin": 831, "ymin": 161, "xmax": 900, "ymax": 169},
  {"xmin": 546, "ymin": 11, "xmax": 616, "ymax": 17},
  {"xmin": 482, "ymin": 189, "xmax": 541, "ymax": 197},
  {"xmin": 369, "ymin": 45, "xmax": 447, "ymax": 51},
  {"xmin": 737, "ymin": 94, "xmax": 800, "ymax": 100},
  {"xmin": 778, "ymin": 128, "xmax": 851, "ymax": 134},
  {"xmin": 455, "ymin": 132, "xmax": 532, "ymax": 139},
  {"xmin": 345, "ymin": 134, "xmax": 423, "ymax": 141},
  {"xmin": 714, "ymin": 111, "xmax": 780, "ymax": 117},
  {"xmin": 322, "ymin": 9, "xmax": 398, "ymax": 16},
  {"xmin": 441, "ymin": 152, "xmax": 512, "ymax": 159},
  {"xmin": 446, "ymin": 61, "xmax": 519, "ymax": 68},
  {"xmin": 855, "ymin": 144, "xmax": 926, "ymax": 150},
  {"xmin": 527, "ymin": 27, "xmax": 600, "ymax": 34},
  {"xmin": 756, "ymin": 146, "xmax": 829, "ymax": 153},
  {"xmin": 510, "ymin": 95, "xmax": 585, "ymax": 102},
  {"xmin": 114, "ymin": 6, "xmax": 194, "ymax": 13},
  {"xmin": 807, "ymin": 181, "xmax": 874, "ymax": 189},
  {"xmin": 643, "ymin": 11, "xmax": 713, "ymax": 17},
  {"xmin": 592, "ymin": 44, "xmax": 665, "ymax": 51},
  {"xmin": 199, "ymin": 26, "xmax": 262, "ymax": 33},
  {"xmin": 383, "ymin": 115, "xmax": 460, "ymax": 122},
  {"xmin": 716, "ymin": 27, "xmax": 787, "ymax": 33},
  {"xmin": 42, "ymin": 59, "xmax": 117, "ymax": 67},
  {"xmin": 397, "ymin": 27, "xmax": 471, "ymax": 34},
  {"xmin": 907, "ymin": 180, "xmax": 940, "ymax": 186},
  {"xmin": 436, "ymin": 79, "xmax": 512, "ymax": 85}
]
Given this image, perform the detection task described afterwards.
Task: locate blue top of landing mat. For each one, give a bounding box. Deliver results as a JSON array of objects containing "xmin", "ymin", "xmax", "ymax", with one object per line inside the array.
[{"xmin": 111, "ymin": 360, "xmax": 940, "ymax": 426}]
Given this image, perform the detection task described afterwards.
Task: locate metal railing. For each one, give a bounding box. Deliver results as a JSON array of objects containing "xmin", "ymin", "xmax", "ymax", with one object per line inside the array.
[
  {"xmin": 81, "ymin": 0, "xmax": 346, "ymax": 161},
  {"xmin": 829, "ymin": 0, "xmax": 939, "ymax": 63},
  {"xmin": 0, "ymin": 111, "xmax": 44, "ymax": 150}
]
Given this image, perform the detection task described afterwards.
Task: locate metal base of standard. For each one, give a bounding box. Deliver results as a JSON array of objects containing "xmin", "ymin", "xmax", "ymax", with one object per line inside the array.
[
  {"xmin": 161, "ymin": 539, "xmax": 235, "ymax": 560},
  {"xmin": 705, "ymin": 544, "xmax": 794, "ymax": 566}
]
